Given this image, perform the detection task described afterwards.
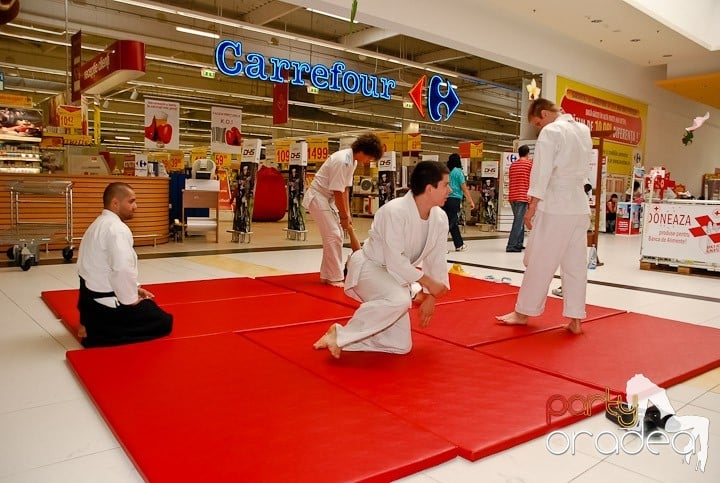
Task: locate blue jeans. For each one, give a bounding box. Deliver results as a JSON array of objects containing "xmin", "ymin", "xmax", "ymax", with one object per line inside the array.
[
  {"xmin": 442, "ymin": 197, "xmax": 464, "ymax": 249},
  {"xmin": 506, "ymin": 201, "xmax": 527, "ymax": 251}
]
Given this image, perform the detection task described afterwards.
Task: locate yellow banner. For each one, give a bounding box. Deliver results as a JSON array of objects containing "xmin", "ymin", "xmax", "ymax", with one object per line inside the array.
[
  {"xmin": 0, "ymin": 93, "xmax": 32, "ymax": 107},
  {"xmin": 377, "ymin": 132, "xmax": 395, "ymax": 153},
  {"xmin": 306, "ymin": 137, "xmax": 329, "ymax": 163},
  {"xmin": 190, "ymin": 147, "xmax": 208, "ymax": 164},
  {"xmin": 396, "ymin": 133, "xmax": 422, "ymax": 152},
  {"xmin": 57, "ymin": 105, "xmax": 83, "ymax": 129},
  {"xmin": 167, "ymin": 151, "xmax": 185, "ymax": 172}
]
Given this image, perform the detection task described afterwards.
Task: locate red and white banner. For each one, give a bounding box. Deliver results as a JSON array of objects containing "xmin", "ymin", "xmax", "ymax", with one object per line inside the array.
[
  {"xmin": 211, "ymin": 106, "xmax": 243, "ymax": 154},
  {"xmin": 560, "ymin": 89, "xmax": 642, "ymax": 147},
  {"xmin": 641, "ymin": 202, "xmax": 720, "ymax": 264},
  {"xmin": 144, "ymin": 99, "xmax": 179, "ymax": 150}
]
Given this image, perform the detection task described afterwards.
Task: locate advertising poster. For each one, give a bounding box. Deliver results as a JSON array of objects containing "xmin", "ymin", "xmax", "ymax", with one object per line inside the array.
[
  {"xmin": 287, "ymin": 141, "xmax": 308, "ymax": 232},
  {"xmin": 144, "ymin": 98, "xmax": 179, "ymax": 150},
  {"xmin": 481, "ymin": 161, "xmax": 499, "ymax": 226},
  {"xmin": 232, "ymin": 139, "xmax": 262, "ymax": 234},
  {"xmin": 616, "ymin": 202, "xmax": 641, "ymax": 235},
  {"xmin": 210, "ymin": 106, "xmax": 242, "ymax": 155},
  {"xmin": 642, "ymin": 202, "xmax": 720, "ymax": 265},
  {"xmin": 556, "ymin": 78, "xmax": 647, "ymax": 180},
  {"xmin": 377, "ymin": 151, "xmax": 397, "ymax": 207}
]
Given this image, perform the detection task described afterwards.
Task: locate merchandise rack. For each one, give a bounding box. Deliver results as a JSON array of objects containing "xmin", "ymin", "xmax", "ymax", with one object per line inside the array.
[{"xmin": 1, "ymin": 180, "xmax": 74, "ymax": 270}]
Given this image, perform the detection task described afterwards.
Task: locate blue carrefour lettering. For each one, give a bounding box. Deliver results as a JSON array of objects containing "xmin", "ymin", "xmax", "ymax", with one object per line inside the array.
[{"xmin": 214, "ymin": 40, "xmax": 396, "ymax": 100}]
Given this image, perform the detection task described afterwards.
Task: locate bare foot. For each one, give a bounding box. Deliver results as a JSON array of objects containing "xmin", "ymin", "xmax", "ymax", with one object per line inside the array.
[
  {"xmin": 495, "ymin": 311, "xmax": 528, "ymax": 326},
  {"xmin": 320, "ymin": 278, "xmax": 344, "ymax": 288},
  {"xmin": 313, "ymin": 324, "xmax": 342, "ymax": 358},
  {"xmin": 77, "ymin": 324, "xmax": 87, "ymax": 339},
  {"xmin": 564, "ymin": 319, "xmax": 583, "ymax": 334}
]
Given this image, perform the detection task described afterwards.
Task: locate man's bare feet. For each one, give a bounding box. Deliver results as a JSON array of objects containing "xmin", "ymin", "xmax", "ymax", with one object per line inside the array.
[
  {"xmin": 320, "ymin": 278, "xmax": 345, "ymax": 288},
  {"xmin": 312, "ymin": 324, "xmax": 342, "ymax": 358},
  {"xmin": 564, "ymin": 318, "xmax": 583, "ymax": 334},
  {"xmin": 495, "ymin": 311, "xmax": 528, "ymax": 326}
]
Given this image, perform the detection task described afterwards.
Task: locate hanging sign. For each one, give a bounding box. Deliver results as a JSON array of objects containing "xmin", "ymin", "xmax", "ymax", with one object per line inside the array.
[
  {"xmin": 144, "ymin": 99, "xmax": 179, "ymax": 150},
  {"xmin": 57, "ymin": 105, "xmax": 83, "ymax": 129},
  {"xmin": 211, "ymin": 106, "xmax": 243, "ymax": 154},
  {"xmin": 275, "ymin": 140, "xmax": 291, "ymax": 164},
  {"xmin": 459, "ymin": 141, "xmax": 484, "ymax": 158},
  {"xmin": 306, "ymin": 137, "xmax": 329, "ymax": 163}
]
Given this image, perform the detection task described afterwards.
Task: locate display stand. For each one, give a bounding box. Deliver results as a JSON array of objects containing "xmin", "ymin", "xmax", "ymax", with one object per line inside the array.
[
  {"xmin": 182, "ymin": 189, "xmax": 219, "ymax": 242},
  {"xmin": 285, "ymin": 141, "xmax": 308, "ymax": 241}
]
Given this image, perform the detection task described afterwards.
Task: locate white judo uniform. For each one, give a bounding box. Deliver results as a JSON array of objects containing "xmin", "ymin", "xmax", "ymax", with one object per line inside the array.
[
  {"xmin": 302, "ymin": 148, "xmax": 356, "ymax": 282},
  {"xmin": 516, "ymin": 113, "xmax": 592, "ymax": 319},
  {"xmin": 337, "ymin": 192, "xmax": 450, "ymax": 354}
]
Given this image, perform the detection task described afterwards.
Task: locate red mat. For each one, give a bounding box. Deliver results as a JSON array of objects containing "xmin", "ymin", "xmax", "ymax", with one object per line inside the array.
[
  {"xmin": 257, "ymin": 272, "xmax": 360, "ymax": 308},
  {"xmin": 246, "ymin": 324, "xmax": 607, "ymax": 461},
  {"xmin": 257, "ymin": 272, "xmax": 518, "ymax": 308},
  {"xmin": 165, "ymin": 293, "xmax": 354, "ymax": 338},
  {"xmin": 67, "ymin": 333, "xmax": 457, "ymax": 482},
  {"xmin": 478, "ymin": 312, "xmax": 720, "ymax": 395},
  {"xmin": 41, "ymin": 277, "xmax": 298, "ymax": 340},
  {"xmin": 412, "ymin": 294, "xmax": 626, "ymax": 348}
]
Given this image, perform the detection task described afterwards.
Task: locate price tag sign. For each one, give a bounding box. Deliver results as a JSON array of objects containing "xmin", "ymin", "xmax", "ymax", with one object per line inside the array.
[
  {"xmin": 306, "ymin": 137, "xmax": 329, "ymax": 163},
  {"xmin": 214, "ymin": 152, "xmax": 231, "ymax": 167},
  {"xmin": 275, "ymin": 141, "xmax": 291, "ymax": 164},
  {"xmin": 57, "ymin": 105, "xmax": 83, "ymax": 129},
  {"xmin": 168, "ymin": 151, "xmax": 184, "ymax": 172}
]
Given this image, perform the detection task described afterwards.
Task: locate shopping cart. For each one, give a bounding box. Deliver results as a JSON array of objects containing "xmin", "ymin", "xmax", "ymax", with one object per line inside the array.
[{"xmin": 1, "ymin": 180, "xmax": 74, "ymax": 271}]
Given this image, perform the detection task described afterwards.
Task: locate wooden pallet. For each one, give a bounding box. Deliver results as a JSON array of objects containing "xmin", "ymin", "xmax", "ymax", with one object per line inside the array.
[{"xmin": 640, "ymin": 261, "xmax": 720, "ymax": 278}]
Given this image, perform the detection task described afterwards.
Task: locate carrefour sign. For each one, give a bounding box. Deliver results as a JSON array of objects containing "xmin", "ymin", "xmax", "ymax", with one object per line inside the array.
[{"xmin": 215, "ymin": 40, "xmax": 397, "ymax": 100}]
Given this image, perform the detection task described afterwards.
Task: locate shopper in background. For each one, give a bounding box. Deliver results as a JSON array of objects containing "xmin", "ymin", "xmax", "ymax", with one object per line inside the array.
[
  {"xmin": 506, "ymin": 144, "xmax": 532, "ymax": 252},
  {"xmin": 313, "ymin": 161, "xmax": 451, "ymax": 358},
  {"xmin": 496, "ymin": 98, "xmax": 592, "ymax": 335},
  {"xmin": 442, "ymin": 153, "xmax": 475, "ymax": 252},
  {"xmin": 302, "ymin": 133, "xmax": 384, "ymax": 287},
  {"xmin": 77, "ymin": 182, "xmax": 173, "ymax": 347},
  {"xmin": 606, "ymin": 193, "xmax": 618, "ymax": 233}
]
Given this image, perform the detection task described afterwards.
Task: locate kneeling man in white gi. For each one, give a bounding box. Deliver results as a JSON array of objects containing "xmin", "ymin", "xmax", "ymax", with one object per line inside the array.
[{"xmin": 314, "ymin": 161, "xmax": 451, "ymax": 358}]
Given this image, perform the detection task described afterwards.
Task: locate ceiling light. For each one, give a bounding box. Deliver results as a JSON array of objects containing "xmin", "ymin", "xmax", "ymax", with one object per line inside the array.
[
  {"xmin": 175, "ymin": 26, "xmax": 219, "ymax": 40},
  {"xmin": 115, "ymin": 136, "xmax": 131, "ymax": 140},
  {"xmin": 7, "ymin": 23, "xmax": 65, "ymax": 35},
  {"xmin": 630, "ymin": 38, "xmax": 641, "ymax": 42},
  {"xmin": 102, "ymin": 99, "xmax": 110, "ymax": 108},
  {"xmin": 112, "ymin": 0, "xmax": 177, "ymax": 14},
  {"xmin": 129, "ymin": 88, "xmax": 139, "ymax": 100},
  {"xmin": 305, "ymin": 8, "xmax": 358, "ymax": 23}
]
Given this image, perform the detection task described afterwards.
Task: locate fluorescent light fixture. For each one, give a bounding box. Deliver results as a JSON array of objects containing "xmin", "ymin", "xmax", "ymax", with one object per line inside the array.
[
  {"xmin": 102, "ymin": 99, "xmax": 110, "ymax": 108},
  {"xmin": 306, "ymin": 8, "xmax": 358, "ymax": 23},
  {"xmin": 175, "ymin": 26, "xmax": 219, "ymax": 39},
  {"xmin": 115, "ymin": 136, "xmax": 131, "ymax": 140},
  {"xmin": 112, "ymin": 0, "xmax": 177, "ymax": 14},
  {"xmin": 7, "ymin": 23, "xmax": 65, "ymax": 35},
  {"xmin": 129, "ymin": 88, "xmax": 139, "ymax": 100}
]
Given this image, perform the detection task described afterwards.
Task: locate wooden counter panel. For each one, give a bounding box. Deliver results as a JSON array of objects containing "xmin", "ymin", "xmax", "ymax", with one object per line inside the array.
[{"xmin": 0, "ymin": 174, "xmax": 170, "ymax": 248}]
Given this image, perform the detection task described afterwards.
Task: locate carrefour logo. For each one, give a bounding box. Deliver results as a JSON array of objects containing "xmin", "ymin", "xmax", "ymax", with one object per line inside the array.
[
  {"xmin": 408, "ymin": 75, "xmax": 461, "ymax": 122},
  {"xmin": 215, "ymin": 40, "xmax": 397, "ymax": 100}
]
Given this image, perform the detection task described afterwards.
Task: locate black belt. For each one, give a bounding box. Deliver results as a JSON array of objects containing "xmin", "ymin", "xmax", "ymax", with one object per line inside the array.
[{"xmin": 79, "ymin": 277, "xmax": 115, "ymax": 299}]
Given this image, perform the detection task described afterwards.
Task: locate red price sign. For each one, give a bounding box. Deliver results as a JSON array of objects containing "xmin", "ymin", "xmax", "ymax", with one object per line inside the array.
[{"xmin": 57, "ymin": 105, "xmax": 83, "ymax": 129}]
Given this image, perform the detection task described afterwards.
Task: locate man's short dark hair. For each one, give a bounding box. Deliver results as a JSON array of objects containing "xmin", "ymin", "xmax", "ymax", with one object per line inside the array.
[
  {"xmin": 527, "ymin": 98, "xmax": 559, "ymax": 121},
  {"xmin": 610, "ymin": 193, "xmax": 618, "ymax": 199},
  {"xmin": 410, "ymin": 161, "xmax": 449, "ymax": 196},
  {"xmin": 103, "ymin": 182, "xmax": 133, "ymax": 208},
  {"xmin": 518, "ymin": 145, "xmax": 530, "ymax": 157},
  {"xmin": 351, "ymin": 133, "xmax": 383, "ymax": 160}
]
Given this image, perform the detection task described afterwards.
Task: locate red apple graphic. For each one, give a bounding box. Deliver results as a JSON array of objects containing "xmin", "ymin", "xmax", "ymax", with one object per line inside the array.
[
  {"xmin": 225, "ymin": 128, "xmax": 236, "ymax": 146},
  {"xmin": 230, "ymin": 126, "xmax": 242, "ymax": 146},
  {"xmin": 157, "ymin": 123, "xmax": 173, "ymax": 144},
  {"xmin": 144, "ymin": 116, "xmax": 157, "ymax": 141}
]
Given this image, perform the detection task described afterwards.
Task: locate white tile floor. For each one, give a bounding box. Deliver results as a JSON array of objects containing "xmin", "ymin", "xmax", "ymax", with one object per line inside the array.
[{"xmin": 0, "ymin": 232, "xmax": 718, "ymax": 482}]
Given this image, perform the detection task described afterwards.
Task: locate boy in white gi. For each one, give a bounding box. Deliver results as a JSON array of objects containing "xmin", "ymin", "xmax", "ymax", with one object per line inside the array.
[
  {"xmin": 77, "ymin": 182, "xmax": 173, "ymax": 347},
  {"xmin": 314, "ymin": 161, "xmax": 451, "ymax": 358},
  {"xmin": 496, "ymin": 98, "xmax": 592, "ymax": 335},
  {"xmin": 303, "ymin": 133, "xmax": 384, "ymax": 286}
]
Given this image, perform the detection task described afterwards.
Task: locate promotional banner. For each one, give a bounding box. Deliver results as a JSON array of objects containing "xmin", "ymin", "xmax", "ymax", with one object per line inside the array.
[
  {"xmin": 556, "ymin": 77, "xmax": 647, "ymax": 178},
  {"xmin": 211, "ymin": 106, "xmax": 242, "ymax": 154},
  {"xmin": 144, "ymin": 99, "xmax": 179, "ymax": 150},
  {"xmin": 459, "ymin": 141, "xmax": 484, "ymax": 158},
  {"xmin": 377, "ymin": 151, "xmax": 397, "ymax": 207},
  {"xmin": 480, "ymin": 162, "xmax": 499, "ymax": 226},
  {"xmin": 616, "ymin": 202, "xmax": 641, "ymax": 235},
  {"xmin": 641, "ymin": 202, "xmax": 720, "ymax": 265},
  {"xmin": 287, "ymin": 141, "xmax": 308, "ymax": 232},
  {"xmin": 232, "ymin": 139, "xmax": 262, "ymax": 234},
  {"xmin": 56, "ymin": 105, "xmax": 83, "ymax": 130},
  {"xmin": 0, "ymin": 106, "xmax": 43, "ymax": 142}
]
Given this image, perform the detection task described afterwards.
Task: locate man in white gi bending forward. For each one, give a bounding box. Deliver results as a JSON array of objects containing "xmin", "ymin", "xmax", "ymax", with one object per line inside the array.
[
  {"xmin": 314, "ymin": 161, "xmax": 451, "ymax": 358},
  {"xmin": 77, "ymin": 182, "xmax": 173, "ymax": 347},
  {"xmin": 496, "ymin": 98, "xmax": 592, "ymax": 335},
  {"xmin": 302, "ymin": 133, "xmax": 384, "ymax": 286}
]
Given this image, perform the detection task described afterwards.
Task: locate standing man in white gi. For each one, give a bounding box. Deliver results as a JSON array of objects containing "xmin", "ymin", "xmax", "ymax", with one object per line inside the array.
[
  {"xmin": 314, "ymin": 161, "xmax": 451, "ymax": 358},
  {"xmin": 303, "ymin": 133, "xmax": 384, "ymax": 286},
  {"xmin": 77, "ymin": 182, "xmax": 173, "ymax": 347},
  {"xmin": 496, "ymin": 98, "xmax": 592, "ymax": 334}
]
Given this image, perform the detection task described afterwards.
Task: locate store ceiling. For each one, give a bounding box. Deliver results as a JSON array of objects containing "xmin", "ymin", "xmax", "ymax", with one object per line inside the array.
[{"xmin": 2, "ymin": 0, "xmax": 719, "ymax": 159}]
